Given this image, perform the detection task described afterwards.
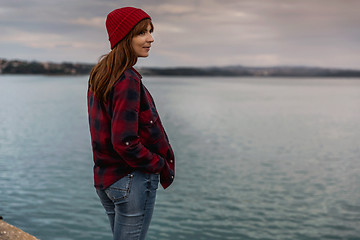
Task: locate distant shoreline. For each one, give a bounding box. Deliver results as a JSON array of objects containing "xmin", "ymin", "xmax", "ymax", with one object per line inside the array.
[{"xmin": 1, "ymin": 58, "xmax": 360, "ymax": 77}]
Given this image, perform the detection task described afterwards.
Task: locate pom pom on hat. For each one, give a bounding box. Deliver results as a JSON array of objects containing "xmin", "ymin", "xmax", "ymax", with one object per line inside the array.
[{"xmin": 106, "ymin": 7, "xmax": 151, "ymax": 49}]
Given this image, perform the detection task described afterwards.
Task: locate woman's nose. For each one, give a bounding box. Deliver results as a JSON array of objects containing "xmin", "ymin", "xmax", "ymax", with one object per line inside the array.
[{"xmin": 147, "ymin": 33, "xmax": 154, "ymax": 43}]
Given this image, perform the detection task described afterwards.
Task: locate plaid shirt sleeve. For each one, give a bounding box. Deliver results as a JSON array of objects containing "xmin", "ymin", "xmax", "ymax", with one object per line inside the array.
[{"xmin": 110, "ymin": 73, "xmax": 165, "ymax": 174}]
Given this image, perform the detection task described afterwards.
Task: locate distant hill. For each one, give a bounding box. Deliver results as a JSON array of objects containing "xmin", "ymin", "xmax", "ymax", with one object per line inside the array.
[
  {"xmin": 139, "ymin": 66, "xmax": 360, "ymax": 77},
  {"xmin": 1, "ymin": 58, "xmax": 360, "ymax": 77}
]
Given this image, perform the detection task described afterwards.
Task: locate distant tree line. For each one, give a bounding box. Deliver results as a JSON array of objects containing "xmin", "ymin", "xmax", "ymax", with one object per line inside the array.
[
  {"xmin": 1, "ymin": 58, "xmax": 360, "ymax": 77},
  {"xmin": 0, "ymin": 59, "xmax": 93, "ymax": 75}
]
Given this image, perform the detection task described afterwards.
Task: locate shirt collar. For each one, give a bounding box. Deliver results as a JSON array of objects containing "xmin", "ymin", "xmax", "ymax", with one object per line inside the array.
[{"xmin": 131, "ymin": 67, "xmax": 142, "ymax": 79}]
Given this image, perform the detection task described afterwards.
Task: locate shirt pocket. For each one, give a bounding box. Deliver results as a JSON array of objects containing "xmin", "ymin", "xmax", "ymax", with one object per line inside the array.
[
  {"xmin": 139, "ymin": 107, "xmax": 163, "ymax": 144},
  {"xmin": 139, "ymin": 107, "xmax": 158, "ymax": 126}
]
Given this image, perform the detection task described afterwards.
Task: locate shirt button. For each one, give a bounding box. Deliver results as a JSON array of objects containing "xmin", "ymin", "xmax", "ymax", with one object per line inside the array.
[
  {"xmin": 125, "ymin": 142, "xmax": 130, "ymax": 146},
  {"xmin": 171, "ymin": 175, "xmax": 174, "ymax": 179},
  {"xmin": 150, "ymin": 120, "xmax": 153, "ymax": 124},
  {"xmin": 170, "ymin": 160, "xmax": 173, "ymax": 163}
]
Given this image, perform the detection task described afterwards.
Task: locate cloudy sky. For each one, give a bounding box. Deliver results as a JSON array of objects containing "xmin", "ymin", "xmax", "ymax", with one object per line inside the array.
[{"xmin": 1, "ymin": 0, "xmax": 360, "ymax": 69}]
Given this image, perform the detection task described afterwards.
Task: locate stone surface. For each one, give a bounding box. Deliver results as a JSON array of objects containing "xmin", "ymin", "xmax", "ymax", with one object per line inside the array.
[{"xmin": 0, "ymin": 220, "xmax": 39, "ymax": 240}]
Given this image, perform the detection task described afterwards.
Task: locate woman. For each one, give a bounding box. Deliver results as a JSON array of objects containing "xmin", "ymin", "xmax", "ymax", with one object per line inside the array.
[{"xmin": 87, "ymin": 7, "xmax": 175, "ymax": 240}]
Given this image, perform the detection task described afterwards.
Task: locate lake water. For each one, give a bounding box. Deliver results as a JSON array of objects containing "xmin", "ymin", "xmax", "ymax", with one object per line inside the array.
[{"xmin": 0, "ymin": 75, "xmax": 359, "ymax": 240}]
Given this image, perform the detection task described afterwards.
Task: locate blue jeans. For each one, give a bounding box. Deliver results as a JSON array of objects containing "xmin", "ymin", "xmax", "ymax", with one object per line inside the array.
[{"xmin": 96, "ymin": 171, "xmax": 159, "ymax": 240}]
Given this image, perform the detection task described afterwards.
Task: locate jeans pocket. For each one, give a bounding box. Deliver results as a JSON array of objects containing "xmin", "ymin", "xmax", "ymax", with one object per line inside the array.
[{"xmin": 105, "ymin": 174, "xmax": 134, "ymax": 203}]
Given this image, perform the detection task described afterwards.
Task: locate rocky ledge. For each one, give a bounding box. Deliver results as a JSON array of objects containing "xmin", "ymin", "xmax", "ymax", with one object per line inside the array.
[{"xmin": 0, "ymin": 217, "xmax": 39, "ymax": 240}]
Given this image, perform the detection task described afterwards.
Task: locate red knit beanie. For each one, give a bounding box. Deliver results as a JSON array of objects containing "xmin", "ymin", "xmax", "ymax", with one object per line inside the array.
[{"xmin": 106, "ymin": 7, "xmax": 151, "ymax": 49}]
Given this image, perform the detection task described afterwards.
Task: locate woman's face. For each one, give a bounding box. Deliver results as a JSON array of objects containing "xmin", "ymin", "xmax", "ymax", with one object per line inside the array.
[{"xmin": 132, "ymin": 24, "xmax": 154, "ymax": 58}]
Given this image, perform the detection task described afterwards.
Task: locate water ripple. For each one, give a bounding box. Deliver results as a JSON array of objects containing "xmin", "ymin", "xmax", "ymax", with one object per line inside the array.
[{"xmin": 1, "ymin": 76, "xmax": 360, "ymax": 239}]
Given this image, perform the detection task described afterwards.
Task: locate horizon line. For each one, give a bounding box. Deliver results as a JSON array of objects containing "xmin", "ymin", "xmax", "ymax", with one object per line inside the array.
[{"xmin": 1, "ymin": 57, "xmax": 360, "ymax": 71}]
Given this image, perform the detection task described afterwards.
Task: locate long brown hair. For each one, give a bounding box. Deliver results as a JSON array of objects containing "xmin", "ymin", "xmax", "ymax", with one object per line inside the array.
[{"xmin": 89, "ymin": 18, "xmax": 153, "ymax": 102}]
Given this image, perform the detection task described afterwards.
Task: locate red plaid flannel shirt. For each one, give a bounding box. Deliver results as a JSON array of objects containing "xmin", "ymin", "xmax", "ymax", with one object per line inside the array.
[{"xmin": 87, "ymin": 68, "xmax": 175, "ymax": 190}]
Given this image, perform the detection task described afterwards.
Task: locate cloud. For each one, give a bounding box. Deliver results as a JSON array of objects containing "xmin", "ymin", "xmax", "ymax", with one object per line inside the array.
[
  {"xmin": 148, "ymin": 4, "xmax": 195, "ymax": 15},
  {"xmin": 0, "ymin": 28, "xmax": 102, "ymax": 50},
  {"xmin": 154, "ymin": 23, "xmax": 185, "ymax": 34},
  {"xmin": 1, "ymin": 0, "xmax": 360, "ymax": 69},
  {"xmin": 70, "ymin": 17, "xmax": 105, "ymax": 29}
]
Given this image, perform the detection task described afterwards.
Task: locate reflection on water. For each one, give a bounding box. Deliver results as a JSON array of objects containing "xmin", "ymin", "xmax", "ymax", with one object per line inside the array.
[{"xmin": 0, "ymin": 75, "xmax": 359, "ymax": 239}]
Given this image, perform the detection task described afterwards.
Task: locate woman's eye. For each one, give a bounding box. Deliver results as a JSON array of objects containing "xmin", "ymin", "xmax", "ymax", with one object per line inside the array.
[{"xmin": 139, "ymin": 31, "xmax": 145, "ymax": 35}]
